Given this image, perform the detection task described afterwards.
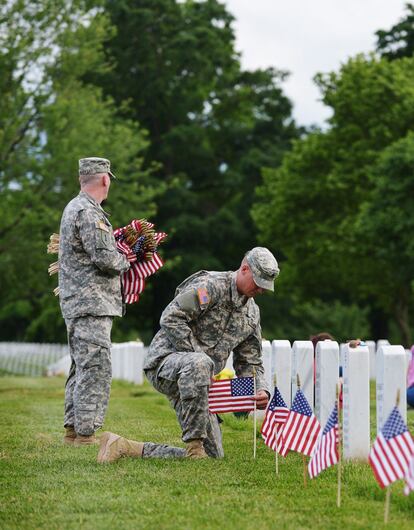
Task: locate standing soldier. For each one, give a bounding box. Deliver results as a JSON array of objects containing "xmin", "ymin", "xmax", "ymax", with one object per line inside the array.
[
  {"xmin": 98, "ymin": 247, "xmax": 279, "ymax": 461},
  {"xmin": 59, "ymin": 157, "xmax": 130, "ymax": 446}
]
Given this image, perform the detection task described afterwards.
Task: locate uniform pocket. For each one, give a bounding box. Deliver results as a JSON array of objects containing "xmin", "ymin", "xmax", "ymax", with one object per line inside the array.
[
  {"xmin": 96, "ymin": 228, "xmax": 113, "ymax": 250},
  {"xmin": 77, "ymin": 403, "xmax": 96, "ymax": 412}
]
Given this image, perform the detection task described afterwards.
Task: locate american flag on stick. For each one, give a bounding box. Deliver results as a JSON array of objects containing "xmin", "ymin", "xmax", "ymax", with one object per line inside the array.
[
  {"xmin": 308, "ymin": 403, "xmax": 339, "ymax": 479},
  {"xmin": 369, "ymin": 406, "xmax": 414, "ymax": 489},
  {"xmin": 404, "ymin": 454, "xmax": 414, "ymax": 496},
  {"xmin": 281, "ymin": 388, "xmax": 321, "ymax": 457},
  {"xmin": 208, "ymin": 377, "xmax": 255, "ymax": 414},
  {"xmin": 261, "ymin": 386, "xmax": 289, "ymax": 453}
]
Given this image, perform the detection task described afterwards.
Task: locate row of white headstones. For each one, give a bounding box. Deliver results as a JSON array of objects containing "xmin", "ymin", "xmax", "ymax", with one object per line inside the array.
[{"xmin": 227, "ymin": 340, "xmax": 411, "ymax": 460}]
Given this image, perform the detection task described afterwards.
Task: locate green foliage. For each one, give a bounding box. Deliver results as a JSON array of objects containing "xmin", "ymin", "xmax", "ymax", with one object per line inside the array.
[
  {"xmin": 0, "ymin": 0, "xmax": 160, "ymax": 341},
  {"xmin": 253, "ymin": 54, "xmax": 414, "ymax": 344},
  {"xmin": 356, "ymin": 132, "xmax": 414, "ymax": 345},
  {"xmin": 0, "ymin": 376, "xmax": 413, "ymax": 529},
  {"xmin": 93, "ymin": 0, "xmax": 299, "ymax": 329},
  {"xmin": 376, "ymin": 3, "xmax": 414, "ymax": 60}
]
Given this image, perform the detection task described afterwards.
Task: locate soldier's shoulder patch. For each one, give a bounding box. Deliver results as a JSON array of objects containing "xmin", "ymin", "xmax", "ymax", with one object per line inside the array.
[
  {"xmin": 197, "ymin": 287, "xmax": 210, "ymax": 307},
  {"xmin": 95, "ymin": 220, "xmax": 110, "ymax": 233}
]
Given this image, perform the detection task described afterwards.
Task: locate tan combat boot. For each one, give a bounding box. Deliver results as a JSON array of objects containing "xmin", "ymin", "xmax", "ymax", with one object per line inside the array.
[
  {"xmin": 97, "ymin": 432, "xmax": 144, "ymax": 463},
  {"xmin": 63, "ymin": 426, "xmax": 77, "ymax": 445},
  {"xmin": 185, "ymin": 439, "xmax": 208, "ymax": 459},
  {"xmin": 74, "ymin": 434, "xmax": 99, "ymax": 446}
]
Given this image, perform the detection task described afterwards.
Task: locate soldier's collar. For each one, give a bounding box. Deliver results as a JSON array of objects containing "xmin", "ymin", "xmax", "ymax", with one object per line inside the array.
[
  {"xmin": 231, "ymin": 272, "xmax": 247, "ymax": 307},
  {"xmin": 79, "ymin": 191, "xmax": 111, "ymax": 216}
]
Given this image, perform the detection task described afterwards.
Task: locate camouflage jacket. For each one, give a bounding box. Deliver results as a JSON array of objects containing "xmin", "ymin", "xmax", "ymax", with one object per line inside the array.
[
  {"xmin": 145, "ymin": 270, "xmax": 269, "ymax": 392},
  {"xmin": 58, "ymin": 191, "xmax": 130, "ymax": 318}
]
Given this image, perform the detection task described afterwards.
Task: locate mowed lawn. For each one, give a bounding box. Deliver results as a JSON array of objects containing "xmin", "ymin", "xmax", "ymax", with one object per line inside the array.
[{"xmin": 0, "ymin": 376, "xmax": 413, "ymax": 530}]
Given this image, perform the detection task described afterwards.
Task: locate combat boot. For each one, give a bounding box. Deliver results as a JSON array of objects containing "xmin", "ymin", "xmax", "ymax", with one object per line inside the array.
[
  {"xmin": 63, "ymin": 426, "xmax": 77, "ymax": 445},
  {"xmin": 74, "ymin": 434, "xmax": 99, "ymax": 446},
  {"xmin": 97, "ymin": 432, "xmax": 144, "ymax": 463},
  {"xmin": 185, "ymin": 439, "xmax": 208, "ymax": 459}
]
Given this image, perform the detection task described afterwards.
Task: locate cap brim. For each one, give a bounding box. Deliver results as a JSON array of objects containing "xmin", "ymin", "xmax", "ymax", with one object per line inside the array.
[
  {"xmin": 109, "ymin": 170, "xmax": 117, "ymax": 180},
  {"xmin": 253, "ymin": 275, "xmax": 274, "ymax": 292}
]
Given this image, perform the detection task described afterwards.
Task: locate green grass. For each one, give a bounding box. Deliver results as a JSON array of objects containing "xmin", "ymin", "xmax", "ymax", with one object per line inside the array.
[{"xmin": 0, "ymin": 377, "xmax": 413, "ymax": 530}]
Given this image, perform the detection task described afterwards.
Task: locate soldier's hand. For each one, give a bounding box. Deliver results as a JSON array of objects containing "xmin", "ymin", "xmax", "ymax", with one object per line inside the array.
[
  {"xmin": 348, "ymin": 338, "xmax": 362, "ymax": 348},
  {"xmin": 254, "ymin": 390, "xmax": 269, "ymax": 410}
]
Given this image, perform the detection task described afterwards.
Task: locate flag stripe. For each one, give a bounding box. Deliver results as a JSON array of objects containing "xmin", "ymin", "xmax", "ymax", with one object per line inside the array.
[
  {"xmin": 261, "ymin": 387, "xmax": 289, "ymax": 455},
  {"xmin": 281, "ymin": 389, "xmax": 321, "ymax": 457},
  {"xmin": 308, "ymin": 404, "xmax": 338, "ymax": 479},
  {"xmin": 369, "ymin": 407, "xmax": 414, "ymax": 489},
  {"xmin": 208, "ymin": 377, "xmax": 255, "ymax": 414}
]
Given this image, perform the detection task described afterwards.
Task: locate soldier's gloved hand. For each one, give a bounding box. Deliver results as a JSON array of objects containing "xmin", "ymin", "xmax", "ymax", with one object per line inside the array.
[{"xmin": 254, "ymin": 390, "xmax": 269, "ymax": 410}]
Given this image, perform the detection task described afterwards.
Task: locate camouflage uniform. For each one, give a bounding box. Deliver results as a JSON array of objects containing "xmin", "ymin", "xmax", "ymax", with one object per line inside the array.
[
  {"xmin": 59, "ymin": 163, "xmax": 129, "ymax": 436},
  {"xmin": 142, "ymin": 270, "xmax": 269, "ymax": 458}
]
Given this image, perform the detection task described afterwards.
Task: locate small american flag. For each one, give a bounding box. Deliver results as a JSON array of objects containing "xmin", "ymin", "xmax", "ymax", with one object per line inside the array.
[
  {"xmin": 261, "ymin": 387, "xmax": 289, "ymax": 452},
  {"xmin": 281, "ymin": 388, "xmax": 321, "ymax": 457},
  {"xmin": 308, "ymin": 403, "xmax": 339, "ymax": 479},
  {"xmin": 208, "ymin": 377, "xmax": 255, "ymax": 414},
  {"xmin": 369, "ymin": 406, "xmax": 414, "ymax": 489},
  {"xmin": 404, "ymin": 454, "xmax": 414, "ymax": 496}
]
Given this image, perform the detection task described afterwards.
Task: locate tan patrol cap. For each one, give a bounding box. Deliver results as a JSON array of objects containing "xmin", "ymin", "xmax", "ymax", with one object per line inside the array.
[
  {"xmin": 79, "ymin": 157, "xmax": 116, "ymax": 179},
  {"xmin": 246, "ymin": 247, "xmax": 279, "ymax": 291}
]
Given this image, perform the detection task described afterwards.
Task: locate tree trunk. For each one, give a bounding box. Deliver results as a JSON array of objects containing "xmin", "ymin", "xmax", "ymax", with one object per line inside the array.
[{"xmin": 394, "ymin": 291, "xmax": 412, "ymax": 348}]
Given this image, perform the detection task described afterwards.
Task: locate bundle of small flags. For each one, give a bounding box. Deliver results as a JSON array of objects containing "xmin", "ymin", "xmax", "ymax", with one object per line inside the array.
[
  {"xmin": 47, "ymin": 218, "xmax": 167, "ymax": 303},
  {"xmin": 113, "ymin": 219, "xmax": 167, "ymax": 303}
]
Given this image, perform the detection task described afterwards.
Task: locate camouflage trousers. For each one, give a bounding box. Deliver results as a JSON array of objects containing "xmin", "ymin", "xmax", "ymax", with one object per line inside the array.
[
  {"xmin": 64, "ymin": 316, "xmax": 113, "ymax": 436},
  {"xmin": 144, "ymin": 351, "xmax": 224, "ymax": 458}
]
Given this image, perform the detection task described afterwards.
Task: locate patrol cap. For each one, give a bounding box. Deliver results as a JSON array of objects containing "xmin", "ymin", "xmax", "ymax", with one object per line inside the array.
[
  {"xmin": 79, "ymin": 157, "xmax": 116, "ymax": 179},
  {"xmin": 246, "ymin": 247, "xmax": 279, "ymax": 292}
]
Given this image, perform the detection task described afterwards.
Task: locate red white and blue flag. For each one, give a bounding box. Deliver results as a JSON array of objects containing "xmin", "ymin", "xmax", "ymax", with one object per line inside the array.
[
  {"xmin": 114, "ymin": 220, "xmax": 167, "ymax": 304},
  {"xmin": 308, "ymin": 403, "xmax": 339, "ymax": 478},
  {"xmin": 281, "ymin": 388, "xmax": 321, "ymax": 457},
  {"xmin": 369, "ymin": 406, "xmax": 414, "ymax": 489},
  {"xmin": 261, "ymin": 386, "xmax": 289, "ymax": 453},
  {"xmin": 404, "ymin": 454, "xmax": 414, "ymax": 496},
  {"xmin": 208, "ymin": 377, "xmax": 255, "ymax": 414}
]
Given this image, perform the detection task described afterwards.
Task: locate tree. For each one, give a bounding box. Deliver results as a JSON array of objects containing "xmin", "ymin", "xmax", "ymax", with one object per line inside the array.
[
  {"xmin": 0, "ymin": 0, "xmax": 160, "ymax": 341},
  {"xmin": 253, "ymin": 54, "xmax": 414, "ymax": 344},
  {"xmin": 356, "ymin": 133, "xmax": 414, "ymax": 346},
  {"xmin": 91, "ymin": 0, "xmax": 299, "ymax": 332},
  {"xmin": 376, "ymin": 3, "xmax": 414, "ymax": 60}
]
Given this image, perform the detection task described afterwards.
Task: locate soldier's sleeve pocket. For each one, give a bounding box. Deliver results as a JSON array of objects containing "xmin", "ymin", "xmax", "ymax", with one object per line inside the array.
[
  {"xmin": 176, "ymin": 290, "xmax": 199, "ymax": 313},
  {"xmin": 95, "ymin": 223, "xmax": 114, "ymax": 250}
]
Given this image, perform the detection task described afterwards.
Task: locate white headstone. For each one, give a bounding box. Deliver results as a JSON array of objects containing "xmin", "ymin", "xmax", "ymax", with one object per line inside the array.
[
  {"xmin": 292, "ymin": 340, "xmax": 314, "ymax": 409},
  {"xmin": 376, "ymin": 339, "xmax": 390, "ymax": 351},
  {"xmin": 366, "ymin": 340, "xmax": 376, "ymax": 380},
  {"xmin": 271, "ymin": 340, "xmax": 292, "ymax": 406},
  {"xmin": 315, "ymin": 340, "xmax": 339, "ymax": 427},
  {"xmin": 111, "ymin": 345, "xmax": 122, "ymax": 380},
  {"xmin": 343, "ymin": 343, "xmax": 370, "ymax": 460},
  {"xmin": 376, "ymin": 344, "xmax": 407, "ymax": 432},
  {"xmin": 339, "ymin": 343, "xmax": 347, "ymax": 373},
  {"xmin": 261, "ymin": 340, "xmax": 273, "ymax": 389}
]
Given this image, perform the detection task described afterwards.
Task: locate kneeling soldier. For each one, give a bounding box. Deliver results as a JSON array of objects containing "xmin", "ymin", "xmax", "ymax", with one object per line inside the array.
[{"xmin": 98, "ymin": 247, "xmax": 279, "ymax": 461}]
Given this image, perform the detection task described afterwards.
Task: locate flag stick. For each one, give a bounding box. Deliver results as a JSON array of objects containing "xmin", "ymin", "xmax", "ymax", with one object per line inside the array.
[
  {"xmin": 337, "ymin": 383, "xmax": 342, "ymax": 508},
  {"xmin": 303, "ymin": 455, "xmax": 307, "ymax": 488},
  {"xmin": 296, "ymin": 373, "xmax": 307, "ymax": 486},
  {"xmin": 275, "ymin": 422, "xmax": 279, "ymax": 475},
  {"xmin": 384, "ymin": 486, "xmax": 391, "ymax": 524},
  {"xmin": 253, "ymin": 367, "xmax": 257, "ymax": 459},
  {"xmin": 273, "ymin": 374, "xmax": 278, "ymax": 475},
  {"xmin": 384, "ymin": 389, "xmax": 400, "ymax": 522}
]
